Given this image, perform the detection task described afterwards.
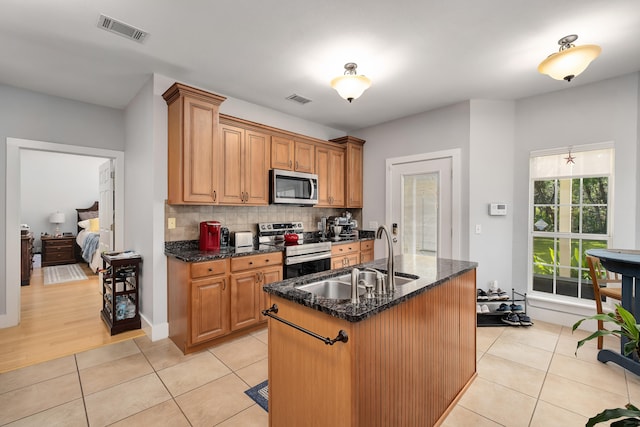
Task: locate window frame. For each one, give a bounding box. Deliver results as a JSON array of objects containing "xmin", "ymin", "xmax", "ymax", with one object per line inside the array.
[{"xmin": 527, "ymin": 144, "xmax": 614, "ymax": 303}]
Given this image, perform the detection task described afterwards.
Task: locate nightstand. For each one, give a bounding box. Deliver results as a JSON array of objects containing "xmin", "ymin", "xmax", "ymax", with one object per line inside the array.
[{"xmin": 41, "ymin": 235, "xmax": 77, "ymax": 267}]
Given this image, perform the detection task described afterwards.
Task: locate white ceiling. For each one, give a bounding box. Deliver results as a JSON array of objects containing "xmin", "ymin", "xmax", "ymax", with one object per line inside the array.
[{"xmin": 2, "ymin": 0, "xmax": 639, "ymax": 132}]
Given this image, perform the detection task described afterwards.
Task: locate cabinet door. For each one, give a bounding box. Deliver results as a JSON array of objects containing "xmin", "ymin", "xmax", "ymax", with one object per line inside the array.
[
  {"xmin": 230, "ymin": 270, "xmax": 260, "ymax": 331},
  {"xmin": 219, "ymin": 124, "xmax": 244, "ymax": 204},
  {"xmin": 294, "ymin": 140, "xmax": 315, "ymax": 173},
  {"xmin": 316, "ymin": 146, "xmax": 345, "ymax": 207},
  {"xmin": 328, "ymin": 148, "xmax": 345, "ymax": 207},
  {"xmin": 346, "ymin": 142, "xmax": 363, "ymax": 208},
  {"xmin": 259, "ymin": 265, "xmax": 282, "ymax": 321},
  {"xmin": 271, "ymin": 136, "xmax": 294, "ymax": 170},
  {"xmin": 182, "ymin": 96, "xmax": 219, "ymax": 204},
  {"xmin": 191, "ymin": 276, "xmax": 229, "ymax": 344},
  {"xmin": 244, "ymin": 130, "xmax": 270, "ymax": 205}
]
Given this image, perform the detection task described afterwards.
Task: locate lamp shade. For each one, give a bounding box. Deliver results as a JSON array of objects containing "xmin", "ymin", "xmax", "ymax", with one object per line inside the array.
[
  {"xmin": 331, "ymin": 74, "xmax": 372, "ymax": 102},
  {"xmin": 49, "ymin": 212, "xmax": 65, "ymax": 224},
  {"xmin": 538, "ymin": 43, "xmax": 601, "ymax": 82}
]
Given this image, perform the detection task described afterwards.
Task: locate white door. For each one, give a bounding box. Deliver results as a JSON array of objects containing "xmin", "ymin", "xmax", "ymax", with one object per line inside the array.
[
  {"xmin": 388, "ymin": 155, "xmax": 454, "ymax": 259},
  {"xmin": 98, "ymin": 160, "xmax": 114, "ymax": 253}
]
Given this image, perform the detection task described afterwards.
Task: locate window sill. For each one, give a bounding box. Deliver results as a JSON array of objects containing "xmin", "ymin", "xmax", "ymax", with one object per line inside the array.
[{"xmin": 527, "ymin": 292, "xmax": 597, "ymax": 318}]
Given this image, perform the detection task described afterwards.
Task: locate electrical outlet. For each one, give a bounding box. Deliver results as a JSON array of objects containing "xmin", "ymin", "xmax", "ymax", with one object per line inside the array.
[
  {"xmin": 369, "ymin": 221, "xmax": 379, "ymax": 230},
  {"xmin": 168, "ymin": 218, "xmax": 176, "ymax": 229},
  {"xmin": 475, "ymin": 224, "xmax": 482, "ymax": 234}
]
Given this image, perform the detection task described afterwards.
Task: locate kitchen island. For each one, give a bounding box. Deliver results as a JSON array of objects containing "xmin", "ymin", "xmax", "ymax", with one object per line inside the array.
[{"xmin": 263, "ymin": 255, "xmax": 478, "ymax": 427}]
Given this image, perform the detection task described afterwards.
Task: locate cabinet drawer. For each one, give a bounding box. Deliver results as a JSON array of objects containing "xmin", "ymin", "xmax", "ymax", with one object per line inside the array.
[
  {"xmin": 191, "ymin": 259, "xmax": 228, "ymax": 279},
  {"xmin": 231, "ymin": 252, "xmax": 283, "ymax": 272},
  {"xmin": 360, "ymin": 240, "xmax": 374, "ymax": 251},
  {"xmin": 331, "ymin": 242, "xmax": 359, "ymax": 256},
  {"xmin": 45, "ymin": 240, "xmax": 73, "ymax": 249}
]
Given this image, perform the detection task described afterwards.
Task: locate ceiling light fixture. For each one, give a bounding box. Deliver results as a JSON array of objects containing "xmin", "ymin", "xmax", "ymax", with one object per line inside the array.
[
  {"xmin": 538, "ymin": 34, "xmax": 601, "ymax": 82},
  {"xmin": 330, "ymin": 63, "xmax": 372, "ymax": 103}
]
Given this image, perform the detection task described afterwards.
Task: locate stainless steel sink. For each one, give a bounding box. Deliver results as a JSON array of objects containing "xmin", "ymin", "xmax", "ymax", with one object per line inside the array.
[
  {"xmin": 297, "ymin": 280, "xmax": 365, "ymax": 299},
  {"xmin": 336, "ymin": 270, "xmax": 418, "ymax": 287}
]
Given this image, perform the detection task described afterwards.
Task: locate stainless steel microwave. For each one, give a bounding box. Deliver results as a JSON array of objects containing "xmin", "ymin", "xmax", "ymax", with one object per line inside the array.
[{"xmin": 270, "ymin": 169, "xmax": 318, "ymax": 205}]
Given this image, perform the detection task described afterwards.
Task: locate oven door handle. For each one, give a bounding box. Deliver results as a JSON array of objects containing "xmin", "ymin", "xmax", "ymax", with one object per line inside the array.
[{"xmin": 285, "ymin": 252, "xmax": 332, "ymax": 265}]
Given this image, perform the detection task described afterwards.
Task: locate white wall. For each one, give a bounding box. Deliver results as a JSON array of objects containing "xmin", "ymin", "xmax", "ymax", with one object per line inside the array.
[
  {"xmin": 0, "ymin": 83, "xmax": 124, "ymax": 318},
  {"xmin": 469, "ymin": 100, "xmax": 515, "ymax": 292},
  {"xmin": 354, "ymin": 102, "xmax": 472, "ymax": 259},
  {"xmin": 513, "ymin": 73, "xmax": 639, "ymax": 325},
  {"xmin": 20, "ymin": 151, "xmax": 107, "ymax": 251}
]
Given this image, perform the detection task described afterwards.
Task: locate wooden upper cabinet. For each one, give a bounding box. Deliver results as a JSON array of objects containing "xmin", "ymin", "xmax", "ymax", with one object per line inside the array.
[
  {"xmin": 271, "ymin": 136, "xmax": 294, "ymax": 170},
  {"xmin": 271, "ymin": 136, "xmax": 315, "ymax": 173},
  {"xmin": 294, "ymin": 140, "xmax": 315, "ymax": 173},
  {"xmin": 316, "ymin": 145, "xmax": 345, "ymax": 207},
  {"xmin": 331, "ymin": 136, "xmax": 365, "ymax": 208},
  {"xmin": 163, "ymin": 83, "xmax": 226, "ymax": 205},
  {"xmin": 219, "ymin": 121, "xmax": 270, "ymax": 205}
]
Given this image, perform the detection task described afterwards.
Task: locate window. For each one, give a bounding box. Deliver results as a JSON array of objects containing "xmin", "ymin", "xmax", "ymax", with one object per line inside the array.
[{"xmin": 529, "ymin": 146, "xmax": 614, "ymax": 301}]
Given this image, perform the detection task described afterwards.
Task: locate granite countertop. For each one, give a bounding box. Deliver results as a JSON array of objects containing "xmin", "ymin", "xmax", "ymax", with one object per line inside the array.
[
  {"xmin": 263, "ymin": 254, "xmax": 478, "ymax": 323},
  {"xmin": 164, "ymin": 233, "xmax": 375, "ymax": 263}
]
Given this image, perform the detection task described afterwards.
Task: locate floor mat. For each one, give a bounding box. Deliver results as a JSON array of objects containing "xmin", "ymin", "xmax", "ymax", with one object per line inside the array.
[
  {"xmin": 43, "ymin": 263, "xmax": 88, "ymax": 285},
  {"xmin": 244, "ymin": 380, "xmax": 268, "ymax": 412}
]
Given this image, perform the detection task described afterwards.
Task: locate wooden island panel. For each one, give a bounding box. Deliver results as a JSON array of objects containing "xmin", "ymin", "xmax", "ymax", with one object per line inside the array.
[{"xmin": 268, "ymin": 269, "xmax": 476, "ymax": 427}]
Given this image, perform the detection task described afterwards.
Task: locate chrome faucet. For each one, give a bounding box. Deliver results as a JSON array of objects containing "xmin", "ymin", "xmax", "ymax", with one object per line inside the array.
[
  {"xmin": 376, "ymin": 225, "xmax": 395, "ymax": 293},
  {"xmin": 362, "ymin": 267, "xmax": 386, "ymax": 295}
]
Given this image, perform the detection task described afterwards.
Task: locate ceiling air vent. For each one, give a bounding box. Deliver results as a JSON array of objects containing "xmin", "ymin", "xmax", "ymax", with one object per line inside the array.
[
  {"xmin": 97, "ymin": 14, "xmax": 148, "ymax": 43},
  {"xmin": 286, "ymin": 94, "xmax": 312, "ymax": 105}
]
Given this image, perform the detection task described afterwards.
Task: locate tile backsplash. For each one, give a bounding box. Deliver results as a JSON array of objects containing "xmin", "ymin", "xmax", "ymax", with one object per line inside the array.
[{"xmin": 165, "ymin": 203, "xmax": 362, "ymax": 241}]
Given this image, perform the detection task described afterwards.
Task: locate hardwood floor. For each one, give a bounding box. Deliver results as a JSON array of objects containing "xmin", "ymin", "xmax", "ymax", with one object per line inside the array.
[{"xmin": 0, "ymin": 263, "xmax": 144, "ymax": 373}]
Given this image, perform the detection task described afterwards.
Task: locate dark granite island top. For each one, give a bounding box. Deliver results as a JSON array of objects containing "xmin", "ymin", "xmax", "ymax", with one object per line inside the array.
[{"xmin": 263, "ymin": 254, "xmax": 478, "ymax": 322}]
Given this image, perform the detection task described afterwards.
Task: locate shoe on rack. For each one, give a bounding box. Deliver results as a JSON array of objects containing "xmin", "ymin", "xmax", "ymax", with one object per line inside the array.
[
  {"xmin": 496, "ymin": 288, "xmax": 510, "ymax": 300},
  {"xmin": 477, "ymin": 289, "xmax": 489, "ymax": 301},
  {"xmin": 518, "ymin": 314, "xmax": 533, "ymax": 326},
  {"xmin": 496, "ymin": 303, "xmax": 510, "ymax": 312},
  {"xmin": 487, "ymin": 289, "xmax": 500, "ymax": 300},
  {"xmin": 501, "ymin": 312, "xmax": 521, "ymax": 326},
  {"xmin": 510, "ymin": 304, "xmax": 524, "ymax": 313},
  {"xmin": 477, "ymin": 304, "xmax": 482, "ymax": 313},
  {"xmin": 481, "ymin": 304, "xmax": 490, "ymax": 313}
]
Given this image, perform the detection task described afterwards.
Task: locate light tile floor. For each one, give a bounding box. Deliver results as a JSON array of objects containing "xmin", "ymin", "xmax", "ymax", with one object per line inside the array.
[{"xmin": 0, "ymin": 321, "xmax": 635, "ymax": 426}]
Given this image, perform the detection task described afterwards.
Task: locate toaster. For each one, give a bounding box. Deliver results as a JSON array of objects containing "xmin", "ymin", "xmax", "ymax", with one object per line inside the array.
[{"xmin": 233, "ymin": 231, "xmax": 253, "ymax": 248}]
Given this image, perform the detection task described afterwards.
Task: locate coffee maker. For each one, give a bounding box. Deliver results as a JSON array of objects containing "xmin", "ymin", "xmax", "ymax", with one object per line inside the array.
[{"xmin": 199, "ymin": 221, "xmax": 221, "ymax": 251}]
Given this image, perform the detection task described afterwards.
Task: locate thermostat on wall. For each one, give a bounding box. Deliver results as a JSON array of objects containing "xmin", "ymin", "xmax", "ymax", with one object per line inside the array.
[{"xmin": 489, "ymin": 203, "xmax": 507, "ymax": 216}]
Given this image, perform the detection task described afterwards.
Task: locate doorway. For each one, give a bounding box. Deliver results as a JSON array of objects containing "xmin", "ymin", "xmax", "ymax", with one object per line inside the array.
[
  {"xmin": 385, "ymin": 149, "xmax": 461, "ymax": 259},
  {"xmin": 3, "ymin": 138, "xmax": 124, "ymax": 328}
]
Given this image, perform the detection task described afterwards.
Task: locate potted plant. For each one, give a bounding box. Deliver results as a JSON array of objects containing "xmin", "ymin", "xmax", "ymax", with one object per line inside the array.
[{"xmin": 573, "ymin": 304, "xmax": 640, "ymax": 426}]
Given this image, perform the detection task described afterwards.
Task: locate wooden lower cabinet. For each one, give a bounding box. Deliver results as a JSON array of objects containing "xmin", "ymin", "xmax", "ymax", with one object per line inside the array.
[
  {"xmin": 168, "ymin": 252, "xmax": 284, "ymax": 354},
  {"xmin": 268, "ymin": 269, "xmax": 477, "ymax": 426},
  {"xmin": 168, "ymin": 257, "xmax": 230, "ymax": 353},
  {"xmin": 230, "ymin": 253, "xmax": 283, "ymax": 331},
  {"xmin": 360, "ymin": 240, "xmax": 374, "ymax": 264},
  {"xmin": 331, "ymin": 241, "xmax": 360, "ymax": 270},
  {"xmin": 191, "ymin": 275, "xmax": 229, "ymax": 344}
]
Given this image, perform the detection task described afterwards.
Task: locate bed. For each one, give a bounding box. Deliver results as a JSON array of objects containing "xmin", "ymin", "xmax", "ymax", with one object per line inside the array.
[{"xmin": 76, "ymin": 201, "xmax": 102, "ymax": 273}]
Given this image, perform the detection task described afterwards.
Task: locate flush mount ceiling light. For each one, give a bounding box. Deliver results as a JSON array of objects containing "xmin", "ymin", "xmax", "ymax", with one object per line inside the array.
[
  {"xmin": 538, "ymin": 34, "xmax": 601, "ymax": 82},
  {"xmin": 330, "ymin": 63, "xmax": 372, "ymax": 103}
]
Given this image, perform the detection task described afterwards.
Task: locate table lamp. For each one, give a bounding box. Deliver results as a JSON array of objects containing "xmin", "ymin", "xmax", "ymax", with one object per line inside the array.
[{"xmin": 49, "ymin": 211, "xmax": 65, "ymax": 236}]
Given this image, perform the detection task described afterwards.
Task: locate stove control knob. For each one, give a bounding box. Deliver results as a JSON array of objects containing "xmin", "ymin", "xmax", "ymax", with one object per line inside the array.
[
  {"xmin": 267, "ymin": 224, "xmax": 272, "ymax": 229},
  {"xmin": 296, "ymin": 222, "xmax": 302, "ymax": 229}
]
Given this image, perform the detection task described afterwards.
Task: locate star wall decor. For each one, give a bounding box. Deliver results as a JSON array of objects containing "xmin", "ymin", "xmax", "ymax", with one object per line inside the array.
[{"xmin": 565, "ymin": 148, "xmax": 576, "ymax": 165}]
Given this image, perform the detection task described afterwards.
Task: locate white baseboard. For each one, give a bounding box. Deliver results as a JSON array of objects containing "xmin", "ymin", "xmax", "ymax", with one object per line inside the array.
[{"xmin": 139, "ymin": 312, "xmax": 169, "ymax": 341}]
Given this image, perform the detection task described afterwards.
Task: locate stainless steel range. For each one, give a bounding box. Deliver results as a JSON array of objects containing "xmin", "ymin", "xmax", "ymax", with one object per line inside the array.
[{"xmin": 258, "ymin": 221, "xmax": 332, "ymax": 279}]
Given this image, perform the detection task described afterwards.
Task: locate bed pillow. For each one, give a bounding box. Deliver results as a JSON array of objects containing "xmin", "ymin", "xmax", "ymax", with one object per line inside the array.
[
  {"xmin": 78, "ymin": 219, "xmax": 90, "ymax": 229},
  {"xmin": 88, "ymin": 218, "xmax": 99, "ymax": 232},
  {"xmin": 78, "ymin": 210, "xmax": 99, "ymax": 221}
]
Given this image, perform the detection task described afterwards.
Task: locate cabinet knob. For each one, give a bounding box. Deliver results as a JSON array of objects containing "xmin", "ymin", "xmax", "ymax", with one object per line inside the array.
[
  {"xmin": 208, "ymin": 268, "xmax": 213, "ymax": 272},
  {"xmin": 295, "ymin": 160, "xmax": 299, "ymax": 169},
  {"xmin": 249, "ymin": 261, "xmax": 253, "ymax": 265}
]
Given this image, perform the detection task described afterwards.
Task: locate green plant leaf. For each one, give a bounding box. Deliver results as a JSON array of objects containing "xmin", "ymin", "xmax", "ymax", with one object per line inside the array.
[{"xmin": 586, "ymin": 407, "xmax": 640, "ymax": 427}]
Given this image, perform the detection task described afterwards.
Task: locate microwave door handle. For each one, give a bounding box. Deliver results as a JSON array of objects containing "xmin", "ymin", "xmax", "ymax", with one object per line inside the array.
[{"xmin": 309, "ymin": 178, "xmax": 315, "ymax": 200}]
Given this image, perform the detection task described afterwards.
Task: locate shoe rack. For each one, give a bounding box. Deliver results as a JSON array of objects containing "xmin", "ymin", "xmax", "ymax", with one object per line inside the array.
[{"xmin": 477, "ymin": 288, "xmax": 528, "ymax": 327}]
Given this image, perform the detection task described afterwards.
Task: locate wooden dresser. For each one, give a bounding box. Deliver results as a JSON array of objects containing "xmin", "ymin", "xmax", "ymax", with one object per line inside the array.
[
  {"xmin": 41, "ymin": 235, "xmax": 76, "ymax": 267},
  {"xmin": 21, "ymin": 232, "xmax": 34, "ymax": 286}
]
